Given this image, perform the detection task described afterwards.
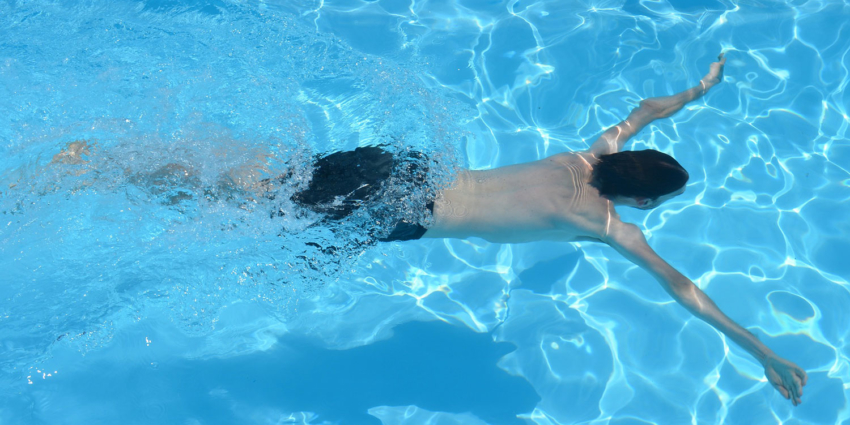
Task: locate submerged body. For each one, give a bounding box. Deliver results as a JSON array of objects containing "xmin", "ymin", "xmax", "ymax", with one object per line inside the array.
[{"xmin": 45, "ymin": 53, "xmax": 807, "ymax": 408}]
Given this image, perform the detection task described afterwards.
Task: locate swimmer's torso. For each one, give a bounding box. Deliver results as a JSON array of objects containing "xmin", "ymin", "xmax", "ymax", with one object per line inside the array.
[{"xmin": 423, "ymin": 152, "xmax": 616, "ymax": 244}]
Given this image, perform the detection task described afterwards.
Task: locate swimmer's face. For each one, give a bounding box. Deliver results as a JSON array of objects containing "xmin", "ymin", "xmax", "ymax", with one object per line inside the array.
[{"xmin": 635, "ymin": 185, "xmax": 686, "ymax": 210}]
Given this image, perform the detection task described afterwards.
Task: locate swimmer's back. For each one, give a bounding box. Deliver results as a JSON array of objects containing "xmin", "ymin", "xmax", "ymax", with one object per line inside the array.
[{"xmin": 423, "ymin": 152, "xmax": 614, "ymax": 244}]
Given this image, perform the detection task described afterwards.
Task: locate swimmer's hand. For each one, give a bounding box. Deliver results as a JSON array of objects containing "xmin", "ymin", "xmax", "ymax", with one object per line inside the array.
[
  {"xmin": 700, "ymin": 53, "xmax": 726, "ymax": 91},
  {"xmin": 764, "ymin": 355, "xmax": 807, "ymax": 406}
]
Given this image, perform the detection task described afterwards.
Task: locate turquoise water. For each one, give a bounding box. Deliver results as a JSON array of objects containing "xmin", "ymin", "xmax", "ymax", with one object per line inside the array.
[{"xmin": 1, "ymin": 0, "xmax": 849, "ymax": 424}]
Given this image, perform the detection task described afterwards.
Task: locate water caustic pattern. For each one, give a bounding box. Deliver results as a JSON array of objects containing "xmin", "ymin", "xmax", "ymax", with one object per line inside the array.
[
  {"xmin": 0, "ymin": 0, "xmax": 464, "ymax": 338},
  {"xmin": 1, "ymin": 0, "xmax": 849, "ymax": 424}
]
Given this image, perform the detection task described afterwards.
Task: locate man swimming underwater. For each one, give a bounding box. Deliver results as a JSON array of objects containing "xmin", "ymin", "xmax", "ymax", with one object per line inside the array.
[
  {"xmin": 53, "ymin": 53, "xmax": 804, "ymax": 405},
  {"xmin": 421, "ymin": 54, "xmax": 807, "ymax": 406},
  {"xmin": 289, "ymin": 54, "xmax": 807, "ymax": 405}
]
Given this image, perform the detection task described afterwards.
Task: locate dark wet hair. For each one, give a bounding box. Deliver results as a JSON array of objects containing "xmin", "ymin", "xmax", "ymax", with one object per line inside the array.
[{"xmin": 591, "ymin": 150, "xmax": 689, "ymax": 199}]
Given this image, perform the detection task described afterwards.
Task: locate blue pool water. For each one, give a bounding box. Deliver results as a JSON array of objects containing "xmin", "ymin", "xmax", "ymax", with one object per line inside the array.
[{"xmin": 1, "ymin": 0, "xmax": 849, "ymax": 424}]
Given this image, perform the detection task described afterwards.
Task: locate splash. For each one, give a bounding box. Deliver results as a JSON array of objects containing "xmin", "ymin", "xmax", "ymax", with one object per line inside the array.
[{"xmin": 0, "ymin": 0, "xmax": 471, "ymax": 375}]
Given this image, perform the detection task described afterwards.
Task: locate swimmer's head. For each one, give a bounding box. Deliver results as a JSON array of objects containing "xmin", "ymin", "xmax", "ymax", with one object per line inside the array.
[{"xmin": 590, "ymin": 149, "xmax": 689, "ymax": 209}]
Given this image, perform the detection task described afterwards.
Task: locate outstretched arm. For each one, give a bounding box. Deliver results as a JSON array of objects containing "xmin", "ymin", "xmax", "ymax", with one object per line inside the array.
[
  {"xmin": 588, "ymin": 53, "xmax": 727, "ymax": 156},
  {"xmin": 604, "ymin": 220, "xmax": 808, "ymax": 406}
]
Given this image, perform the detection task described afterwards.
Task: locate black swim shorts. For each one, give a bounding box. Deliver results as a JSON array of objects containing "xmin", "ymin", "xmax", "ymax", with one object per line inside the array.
[{"xmin": 291, "ymin": 146, "xmax": 434, "ymax": 242}]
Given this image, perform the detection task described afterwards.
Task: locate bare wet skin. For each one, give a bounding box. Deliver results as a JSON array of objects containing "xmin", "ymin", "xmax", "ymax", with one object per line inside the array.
[
  {"xmin": 51, "ymin": 140, "xmax": 93, "ymax": 166},
  {"xmin": 44, "ymin": 61, "xmax": 810, "ymax": 408}
]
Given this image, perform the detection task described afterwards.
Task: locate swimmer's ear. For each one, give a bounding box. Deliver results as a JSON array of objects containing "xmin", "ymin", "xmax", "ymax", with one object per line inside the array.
[{"xmin": 636, "ymin": 197, "xmax": 652, "ymax": 208}]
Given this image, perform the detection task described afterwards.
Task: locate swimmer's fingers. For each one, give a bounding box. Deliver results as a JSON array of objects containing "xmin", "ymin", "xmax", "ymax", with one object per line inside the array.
[
  {"xmin": 798, "ymin": 367, "xmax": 809, "ymax": 386},
  {"xmin": 782, "ymin": 372, "xmax": 803, "ymax": 406},
  {"xmin": 700, "ymin": 53, "xmax": 726, "ymax": 91},
  {"xmin": 792, "ymin": 365, "xmax": 808, "ymax": 405},
  {"xmin": 790, "ymin": 363, "xmax": 808, "ymax": 405},
  {"xmin": 708, "ymin": 56, "xmax": 725, "ymax": 82},
  {"xmin": 793, "ymin": 374, "xmax": 804, "ymax": 405},
  {"xmin": 772, "ymin": 381, "xmax": 790, "ymax": 401},
  {"xmin": 768, "ymin": 374, "xmax": 797, "ymax": 406},
  {"xmin": 765, "ymin": 356, "xmax": 806, "ymax": 406},
  {"xmin": 714, "ymin": 53, "xmax": 726, "ymax": 76}
]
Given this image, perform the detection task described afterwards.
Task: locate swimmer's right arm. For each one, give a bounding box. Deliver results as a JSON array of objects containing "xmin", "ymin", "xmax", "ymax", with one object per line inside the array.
[
  {"xmin": 588, "ymin": 53, "xmax": 726, "ymax": 156},
  {"xmin": 604, "ymin": 220, "xmax": 808, "ymax": 406}
]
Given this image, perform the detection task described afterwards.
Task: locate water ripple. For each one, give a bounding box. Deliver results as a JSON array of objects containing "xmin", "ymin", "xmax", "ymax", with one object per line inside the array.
[{"xmin": 1, "ymin": 0, "xmax": 849, "ymax": 424}]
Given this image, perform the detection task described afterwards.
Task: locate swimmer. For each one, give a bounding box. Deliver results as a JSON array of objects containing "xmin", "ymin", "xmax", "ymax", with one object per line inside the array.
[
  {"xmin": 292, "ymin": 55, "xmax": 806, "ymax": 404},
  {"xmin": 420, "ymin": 53, "xmax": 808, "ymax": 406},
  {"xmin": 46, "ymin": 54, "xmax": 805, "ymax": 404}
]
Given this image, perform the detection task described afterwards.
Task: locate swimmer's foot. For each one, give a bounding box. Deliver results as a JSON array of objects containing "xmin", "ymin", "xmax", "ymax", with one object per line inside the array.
[{"xmin": 51, "ymin": 140, "xmax": 92, "ymax": 165}]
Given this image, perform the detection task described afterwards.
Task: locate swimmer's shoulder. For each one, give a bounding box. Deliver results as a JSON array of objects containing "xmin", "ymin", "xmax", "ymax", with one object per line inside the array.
[
  {"xmin": 544, "ymin": 151, "xmax": 618, "ymax": 240},
  {"xmin": 545, "ymin": 150, "xmax": 599, "ymax": 168}
]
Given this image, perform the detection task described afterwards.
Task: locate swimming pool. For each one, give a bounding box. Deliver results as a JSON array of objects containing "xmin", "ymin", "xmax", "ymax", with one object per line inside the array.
[{"xmin": 1, "ymin": 0, "xmax": 848, "ymax": 423}]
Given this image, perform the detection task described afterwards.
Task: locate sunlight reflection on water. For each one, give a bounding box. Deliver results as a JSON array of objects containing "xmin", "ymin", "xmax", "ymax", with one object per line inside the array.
[{"xmin": 1, "ymin": 0, "xmax": 849, "ymax": 424}]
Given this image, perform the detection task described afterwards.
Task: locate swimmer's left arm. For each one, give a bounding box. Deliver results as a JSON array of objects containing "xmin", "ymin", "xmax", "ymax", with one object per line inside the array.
[
  {"xmin": 588, "ymin": 53, "xmax": 726, "ymax": 156},
  {"xmin": 605, "ymin": 220, "xmax": 808, "ymax": 406}
]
